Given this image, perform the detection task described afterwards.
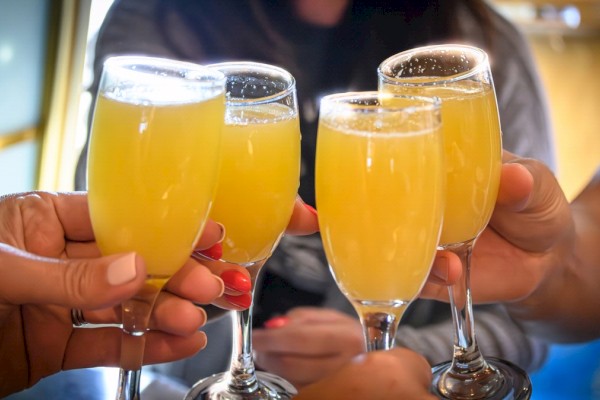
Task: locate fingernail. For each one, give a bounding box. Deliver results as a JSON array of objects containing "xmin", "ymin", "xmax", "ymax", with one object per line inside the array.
[
  {"xmin": 198, "ymin": 242, "xmax": 223, "ymax": 260},
  {"xmin": 197, "ymin": 307, "xmax": 208, "ymax": 327},
  {"xmin": 221, "ymin": 270, "xmax": 251, "ymax": 293},
  {"xmin": 107, "ymin": 253, "xmax": 138, "ymax": 286},
  {"xmin": 213, "ymin": 275, "xmax": 225, "ymax": 297},
  {"xmin": 297, "ymin": 195, "xmax": 318, "ymax": 217},
  {"xmin": 304, "ymin": 203, "xmax": 318, "ymax": 217},
  {"xmin": 224, "ymin": 293, "xmax": 252, "ymax": 309},
  {"xmin": 215, "ymin": 222, "xmax": 226, "ymax": 243},
  {"xmin": 432, "ymin": 255, "xmax": 449, "ymax": 281},
  {"xmin": 198, "ymin": 331, "xmax": 208, "ymax": 350},
  {"xmin": 264, "ymin": 316, "xmax": 290, "ymax": 329},
  {"xmin": 351, "ymin": 353, "xmax": 367, "ymax": 364}
]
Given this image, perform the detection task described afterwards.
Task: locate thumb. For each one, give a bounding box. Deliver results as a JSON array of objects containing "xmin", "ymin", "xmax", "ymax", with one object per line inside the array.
[
  {"xmin": 0, "ymin": 244, "xmax": 146, "ymax": 310},
  {"xmin": 491, "ymin": 156, "xmax": 572, "ymax": 252}
]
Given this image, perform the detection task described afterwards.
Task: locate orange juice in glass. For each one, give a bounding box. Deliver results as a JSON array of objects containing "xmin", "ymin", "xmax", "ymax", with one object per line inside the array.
[
  {"xmin": 316, "ymin": 91, "xmax": 444, "ymax": 353},
  {"xmin": 317, "ymin": 111, "xmax": 444, "ymax": 302},
  {"xmin": 89, "ymin": 91, "xmax": 224, "ymax": 276},
  {"xmin": 209, "ymin": 103, "xmax": 300, "ymax": 265},
  {"xmin": 387, "ymin": 82, "xmax": 502, "ymax": 245}
]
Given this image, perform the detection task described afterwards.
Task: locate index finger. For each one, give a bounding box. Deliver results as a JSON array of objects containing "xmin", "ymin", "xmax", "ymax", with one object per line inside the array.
[
  {"xmin": 286, "ymin": 197, "xmax": 319, "ymax": 235},
  {"xmin": 52, "ymin": 191, "xmax": 94, "ymax": 241},
  {"xmin": 0, "ymin": 191, "xmax": 94, "ymax": 255}
]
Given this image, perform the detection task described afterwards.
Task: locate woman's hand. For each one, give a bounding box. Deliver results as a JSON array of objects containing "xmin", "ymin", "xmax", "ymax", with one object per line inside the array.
[
  {"xmin": 253, "ymin": 307, "xmax": 365, "ymax": 388},
  {"xmin": 0, "ymin": 191, "xmax": 225, "ymax": 397}
]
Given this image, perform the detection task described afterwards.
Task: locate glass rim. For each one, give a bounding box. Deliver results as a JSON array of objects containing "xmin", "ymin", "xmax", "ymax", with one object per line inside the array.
[
  {"xmin": 206, "ymin": 61, "xmax": 296, "ymax": 106},
  {"xmin": 377, "ymin": 44, "xmax": 489, "ymax": 87},
  {"xmin": 102, "ymin": 55, "xmax": 226, "ymax": 86},
  {"xmin": 320, "ymin": 91, "xmax": 442, "ymax": 114}
]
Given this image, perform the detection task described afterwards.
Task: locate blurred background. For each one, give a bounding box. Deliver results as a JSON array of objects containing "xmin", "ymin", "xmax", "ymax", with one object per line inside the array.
[
  {"xmin": 494, "ymin": 0, "xmax": 600, "ymax": 200},
  {"xmin": 1, "ymin": 0, "xmax": 599, "ymax": 398}
]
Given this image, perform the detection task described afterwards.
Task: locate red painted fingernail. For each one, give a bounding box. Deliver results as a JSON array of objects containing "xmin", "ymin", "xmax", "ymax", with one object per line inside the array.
[
  {"xmin": 224, "ymin": 293, "xmax": 252, "ymax": 309},
  {"xmin": 221, "ymin": 270, "xmax": 251, "ymax": 293},
  {"xmin": 198, "ymin": 242, "xmax": 222, "ymax": 260},
  {"xmin": 304, "ymin": 203, "xmax": 317, "ymax": 217},
  {"xmin": 264, "ymin": 316, "xmax": 290, "ymax": 329},
  {"xmin": 432, "ymin": 254, "xmax": 449, "ymax": 281}
]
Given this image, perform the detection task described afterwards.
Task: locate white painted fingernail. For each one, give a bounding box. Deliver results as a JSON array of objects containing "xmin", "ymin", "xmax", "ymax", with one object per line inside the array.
[{"xmin": 107, "ymin": 253, "xmax": 138, "ymax": 286}]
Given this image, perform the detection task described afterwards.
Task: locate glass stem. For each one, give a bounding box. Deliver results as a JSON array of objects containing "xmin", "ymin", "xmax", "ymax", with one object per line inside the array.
[
  {"xmin": 441, "ymin": 240, "xmax": 502, "ymax": 397},
  {"xmin": 355, "ymin": 304, "xmax": 406, "ymax": 352},
  {"xmin": 226, "ymin": 260, "xmax": 266, "ymax": 394},
  {"xmin": 448, "ymin": 240, "xmax": 485, "ymax": 370},
  {"xmin": 116, "ymin": 368, "xmax": 142, "ymax": 400},
  {"xmin": 116, "ymin": 279, "xmax": 164, "ymax": 400}
]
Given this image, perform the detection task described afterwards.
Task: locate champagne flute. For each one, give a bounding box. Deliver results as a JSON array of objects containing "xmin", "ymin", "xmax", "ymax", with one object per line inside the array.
[
  {"xmin": 315, "ymin": 91, "xmax": 445, "ymax": 352},
  {"xmin": 378, "ymin": 44, "xmax": 532, "ymax": 399},
  {"xmin": 87, "ymin": 56, "xmax": 225, "ymax": 400},
  {"xmin": 185, "ymin": 61, "xmax": 301, "ymax": 400}
]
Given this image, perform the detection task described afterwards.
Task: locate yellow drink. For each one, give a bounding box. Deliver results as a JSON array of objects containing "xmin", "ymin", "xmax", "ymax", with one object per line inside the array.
[
  {"xmin": 88, "ymin": 92, "xmax": 224, "ymax": 276},
  {"xmin": 381, "ymin": 82, "xmax": 502, "ymax": 244},
  {"xmin": 316, "ymin": 114, "xmax": 445, "ymax": 303},
  {"xmin": 210, "ymin": 103, "xmax": 301, "ymax": 264}
]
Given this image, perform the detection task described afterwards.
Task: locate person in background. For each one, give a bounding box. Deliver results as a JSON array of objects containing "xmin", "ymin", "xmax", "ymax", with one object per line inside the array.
[{"xmin": 76, "ymin": 0, "xmax": 556, "ymax": 389}]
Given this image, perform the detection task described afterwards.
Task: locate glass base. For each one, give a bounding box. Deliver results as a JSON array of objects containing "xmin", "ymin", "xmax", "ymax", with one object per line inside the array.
[
  {"xmin": 431, "ymin": 357, "xmax": 532, "ymax": 399},
  {"xmin": 184, "ymin": 371, "xmax": 297, "ymax": 400}
]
